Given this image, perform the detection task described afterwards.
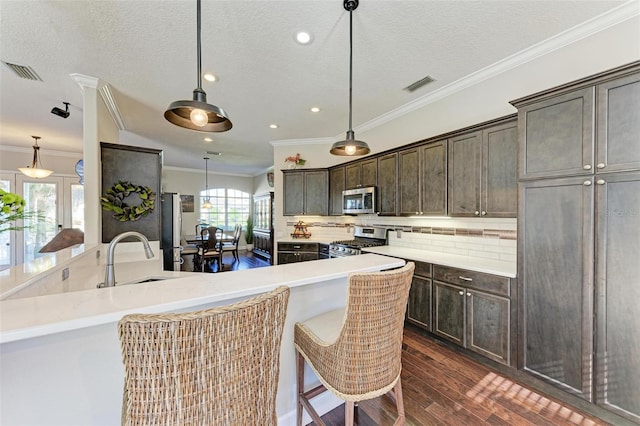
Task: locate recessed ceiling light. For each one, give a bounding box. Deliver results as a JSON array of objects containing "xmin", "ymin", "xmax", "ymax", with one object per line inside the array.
[
  {"xmin": 270, "ymin": 124, "xmax": 279, "ymax": 129},
  {"xmin": 310, "ymin": 107, "xmax": 321, "ymax": 113},
  {"xmin": 203, "ymin": 73, "xmax": 217, "ymax": 82},
  {"xmin": 294, "ymin": 31, "xmax": 313, "ymax": 45},
  {"xmin": 204, "ymin": 137, "xmax": 213, "ymax": 142}
]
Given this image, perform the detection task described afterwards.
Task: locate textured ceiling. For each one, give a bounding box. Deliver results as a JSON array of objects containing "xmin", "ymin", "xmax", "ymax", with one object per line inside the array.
[{"xmin": 0, "ymin": 0, "xmax": 631, "ymax": 175}]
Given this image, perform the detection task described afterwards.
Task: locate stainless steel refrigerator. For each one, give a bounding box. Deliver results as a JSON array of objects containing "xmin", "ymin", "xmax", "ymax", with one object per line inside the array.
[{"xmin": 161, "ymin": 192, "xmax": 182, "ymax": 271}]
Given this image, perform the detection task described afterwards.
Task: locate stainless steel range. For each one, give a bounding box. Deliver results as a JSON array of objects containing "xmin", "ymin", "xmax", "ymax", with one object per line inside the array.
[{"xmin": 329, "ymin": 226, "xmax": 388, "ymax": 258}]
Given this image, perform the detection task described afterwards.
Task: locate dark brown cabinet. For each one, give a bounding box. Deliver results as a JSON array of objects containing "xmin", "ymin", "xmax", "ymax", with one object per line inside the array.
[
  {"xmin": 513, "ymin": 62, "xmax": 640, "ymax": 422},
  {"xmin": 345, "ymin": 158, "xmax": 377, "ymax": 189},
  {"xmin": 399, "ymin": 141, "xmax": 447, "ymax": 216},
  {"xmin": 433, "ymin": 265, "xmax": 512, "ymax": 366},
  {"xmin": 448, "ymin": 120, "xmax": 517, "ymax": 217},
  {"xmin": 329, "ymin": 167, "xmax": 345, "ymax": 216},
  {"xmin": 282, "ymin": 170, "xmax": 328, "ymax": 216},
  {"xmin": 252, "ymin": 193, "xmax": 274, "ymax": 264},
  {"xmin": 406, "ymin": 261, "xmax": 432, "ymax": 331},
  {"xmin": 277, "ymin": 242, "xmax": 319, "ymax": 264},
  {"xmin": 377, "ymin": 152, "xmax": 398, "ymax": 216}
]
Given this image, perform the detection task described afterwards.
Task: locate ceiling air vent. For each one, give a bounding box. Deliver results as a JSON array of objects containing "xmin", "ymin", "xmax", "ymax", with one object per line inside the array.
[
  {"xmin": 2, "ymin": 61, "xmax": 42, "ymax": 81},
  {"xmin": 206, "ymin": 151, "xmax": 222, "ymax": 156},
  {"xmin": 404, "ymin": 75, "xmax": 435, "ymax": 93}
]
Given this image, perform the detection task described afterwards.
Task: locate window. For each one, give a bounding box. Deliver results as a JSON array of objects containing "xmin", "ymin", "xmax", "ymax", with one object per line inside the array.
[{"xmin": 199, "ymin": 188, "xmax": 251, "ymax": 231}]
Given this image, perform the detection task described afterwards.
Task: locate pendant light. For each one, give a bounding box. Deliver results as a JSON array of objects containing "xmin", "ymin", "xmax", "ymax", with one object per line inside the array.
[
  {"xmin": 202, "ymin": 157, "xmax": 213, "ymax": 209},
  {"xmin": 164, "ymin": 0, "xmax": 232, "ymax": 132},
  {"xmin": 19, "ymin": 136, "xmax": 53, "ymax": 178},
  {"xmin": 330, "ymin": 0, "xmax": 370, "ymax": 156}
]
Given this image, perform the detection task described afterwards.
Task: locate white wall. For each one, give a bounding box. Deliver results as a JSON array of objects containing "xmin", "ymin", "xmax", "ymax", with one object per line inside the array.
[{"xmin": 253, "ymin": 169, "xmax": 274, "ymax": 195}]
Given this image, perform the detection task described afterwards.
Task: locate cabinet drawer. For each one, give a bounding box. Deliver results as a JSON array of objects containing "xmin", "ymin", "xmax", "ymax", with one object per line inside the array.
[
  {"xmin": 413, "ymin": 261, "xmax": 432, "ymax": 278},
  {"xmin": 433, "ymin": 265, "xmax": 509, "ymax": 297},
  {"xmin": 319, "ymin": 243, "xmax": 330, "ymax": 255},
  {"xmin": 278, "ymin": 242, "xmax": 318, "ymax": 252}
]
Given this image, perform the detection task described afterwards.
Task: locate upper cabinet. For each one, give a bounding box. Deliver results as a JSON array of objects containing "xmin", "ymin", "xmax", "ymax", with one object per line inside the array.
[
  {"xmin": 377, "ymin": 152, "xmax": 398, "ymax": 216},
  {"xmin": 283, "ymin": 170, "xmax": 328, "ymax": 216},
  {"xmin": 514, "ymin": 63, "xmax": 640, "ymax": 180},
  {"xmin": 448, "ymin": 120, "xmax": 517, "ymax": 217},
  {"xmin": 328, "ymin": 166, "xmax": 346, "ymax": 216},
  {"xmin": 345, "ymin": 158, "xmax": 377, "ymax": 189},
  {"xmin": 398, "ymin": 140, "xmax": 447, "ymax": 216}
]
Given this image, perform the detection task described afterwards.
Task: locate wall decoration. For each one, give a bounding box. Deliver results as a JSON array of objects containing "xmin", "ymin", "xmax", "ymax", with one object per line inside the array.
[
  {"xmin": 101, "ymin": 181, "xmax": 156, "ymax": 222},
  {"xmin": 267, "ymin": 172, "xmax": 274, "ymax": 188},
  {"xmin": 180, "ymin": 195, "xmax": 194, "ymax": 212}
]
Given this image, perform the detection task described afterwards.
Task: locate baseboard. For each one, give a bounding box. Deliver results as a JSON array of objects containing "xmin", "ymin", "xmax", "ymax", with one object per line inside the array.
[{"xmin": 278, "ymin": 391, "xmax": 342, "ymax": 426}]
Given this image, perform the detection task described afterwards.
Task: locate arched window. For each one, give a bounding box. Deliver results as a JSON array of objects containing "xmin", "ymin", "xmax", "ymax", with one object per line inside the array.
[{"xmin": 199, "ymin": 188, "xmax": 251, "ymax": 231}]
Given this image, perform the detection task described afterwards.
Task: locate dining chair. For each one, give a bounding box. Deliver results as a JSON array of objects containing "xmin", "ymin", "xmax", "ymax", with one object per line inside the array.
[
  {"xmin": 198, "ymin": 226, "xmax": 223, "ymax": 272},
  {"xmin": 222, "ymin": 223, "xmax": 242, "ymax": 261},
  {"xmin": 118, "ymin": 286, "xmax": 290, "ymax": 425},
  {"xmin": 294, "ymin": 262, "xmax": 415, "ymax": 426},
  {"xmin": 179, "ymin": 235, "xmax": 199, "ymax": 271}
]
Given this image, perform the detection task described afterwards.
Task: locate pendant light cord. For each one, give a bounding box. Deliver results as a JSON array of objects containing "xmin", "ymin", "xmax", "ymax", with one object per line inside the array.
[
  {"xmin": 348, "ymin": 8, "xmax": 353, "ymax": 133},
  {"xmin": 196, "ymin": 0, "xmax": 202, "ymax": 91}
]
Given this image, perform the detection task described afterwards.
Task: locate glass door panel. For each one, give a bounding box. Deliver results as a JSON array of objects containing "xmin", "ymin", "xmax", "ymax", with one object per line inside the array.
[{"xmin": 0, "ymin": 174, "xmax": 14, "ymax": 270}]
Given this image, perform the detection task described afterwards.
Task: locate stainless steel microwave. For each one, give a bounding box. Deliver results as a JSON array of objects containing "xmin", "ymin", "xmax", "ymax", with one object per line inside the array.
[{"xmin": 342, "ymin": 187, "xmax": 377, "ymax": 215}]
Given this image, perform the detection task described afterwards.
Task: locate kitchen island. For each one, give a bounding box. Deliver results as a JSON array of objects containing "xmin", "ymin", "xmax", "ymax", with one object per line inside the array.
[{"xmin": 0, "ymin": 253, "xmax": 404, "ymax": 425}]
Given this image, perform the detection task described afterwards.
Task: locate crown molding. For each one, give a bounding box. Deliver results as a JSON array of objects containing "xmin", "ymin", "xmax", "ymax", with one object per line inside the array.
[
  {"xmin": 99, "ymin": 83, "xmax": 126, "ymax": 131},
  {"xmin": 0, "ymin": 144, "xmax": 82, "ymax": 158},
  {"xmin": 70, "ymin": 73, "xmax": 99, "ymax": 92}
]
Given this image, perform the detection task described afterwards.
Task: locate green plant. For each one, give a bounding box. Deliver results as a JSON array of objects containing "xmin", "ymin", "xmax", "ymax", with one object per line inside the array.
[
  {"xmin": 0, "ymin": 189, "xmax": 44, "ymax": 233},
  {"xmin": 245, "ymin": 216, "xmax": 254, "ymax": 244}
]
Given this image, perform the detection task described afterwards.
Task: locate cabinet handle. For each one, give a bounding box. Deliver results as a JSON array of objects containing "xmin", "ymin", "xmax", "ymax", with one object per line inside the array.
[
  {"xmin": 458, "ymin": 290, "xmax": 465, "ymax": 296},
  {"xmin": 596, "ymin": 179, "xmax": 605, "ymax": 185},
  {"xmin": 583, "ymin": 181, "xmax": 592, "ymax": 186},
  {"xmin": 293, "ymin": 245, "xmax": 301, "ymax": 249},
  {"xmin": 459, "ymin": 276, "xmax": 473, "ymax": 282},
  {"xmin": 481, "ymin": 211, "xmax": 486, "ymax": 216},
  {"xmin": 474, "ymin": 211, "xmax": 480, "ymax": 216},
  {"xmin": 597, "ymin": 163, "xmax": 606, "ymax": 169},
  {"xmin": 583, "ymin": 165, "xmax": 592, "ymax": 170}
]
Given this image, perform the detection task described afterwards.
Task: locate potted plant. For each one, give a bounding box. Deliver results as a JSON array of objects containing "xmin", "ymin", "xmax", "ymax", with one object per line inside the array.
[{"xmin": 245, "ymin": 216, "xmax": 254, "ymax": 251}]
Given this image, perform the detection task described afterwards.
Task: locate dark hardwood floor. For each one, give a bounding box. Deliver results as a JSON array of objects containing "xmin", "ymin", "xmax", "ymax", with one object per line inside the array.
[
  {"xmin": 198, "ymin": 249, "xmax": 271, "ymax": 273},
  {"xmin": 309, "ymin": 327, "xmax": 610, "ymax": 426}
]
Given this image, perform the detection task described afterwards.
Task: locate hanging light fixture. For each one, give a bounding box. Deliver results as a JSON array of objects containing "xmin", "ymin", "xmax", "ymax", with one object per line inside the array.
[
  {"xmin": 202, "ymin": 157, "xmax": 213, "ymax": 209},
  {"xmin": 330, "ymin": 0, "xmax": 370, "ymax": 156},
  {"xmin": 164, "ymin": 0, "xmax": 232, "ymax": 132},
  {"xmin": 19, "ymin": 136, "xmax": 53, "ymax": 178}
]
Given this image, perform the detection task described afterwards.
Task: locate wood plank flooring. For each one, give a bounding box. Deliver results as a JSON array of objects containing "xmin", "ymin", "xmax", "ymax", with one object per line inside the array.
[
  {"xmin": 309, "ymin": 326, "xmax": 610, "ymax": 426},
  {"xmin": 187, "ymin": 250, "xmax": 271, "ymax": 273}
]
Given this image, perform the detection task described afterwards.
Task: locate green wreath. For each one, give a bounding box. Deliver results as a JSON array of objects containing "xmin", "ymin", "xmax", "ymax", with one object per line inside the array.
[{"xmin": 101, "ymin": 181, "xmax": 156, "ymax": 222}]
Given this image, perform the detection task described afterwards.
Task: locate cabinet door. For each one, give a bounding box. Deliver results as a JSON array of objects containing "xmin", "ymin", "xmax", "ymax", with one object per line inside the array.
[
  {"xmin": 483, "ymin": 122, "xmax": 517, "ymax": 217},
  {"xmin": 595, "ymin": 172, "xmax": 640, "ymax": 422},
  {"xmin": 466, "ymin": 289, "xmax": 510, "ymax": 365},
  {"xmin": 433, "ymin": 281, "xmax": 465, "ymax": 346},
  {"xmin": 448, "ymin": 131, "xmax": 482, "ymax": 216},
  {"xmin": 277, "ymin": 252, "xmax": 298, "ymax": 264},
  {"xmin": 304, "ymin": 170, "xmax": 328, "ymax": 215},
  {"xmin": 283, "ymin": 172, "xmax": 304, "ymax": 215},
  {"xmin": 519, "ymin": 176, "xmax": 594, "ymax": 400},
  {"xmin": 329, "ymin": 167, "xmax": 346, "ymax": 216},
  {"xmin": 299, "ymin": 252, "xmax": 319, "ymax": 262},
  {"xmin": 421, "ymin": 140, "xmax": 447, "ymax": 216},
  {"xmin": 360, "ymin": 159, "xmax": 378, "ymax": 187},
  {"xmin": 377, "ymin": 153, "xmax": 398, "ymax": 215},
  {"xmin": 398, "ymin": 148, "xmax": 421, "ymax": 215},
  {"xmin": 518, "ymin": 87, "xmax": 595, "ymax": 179},
  {"xmin": 596, "ymin": 73, "xmax": 640, "ymax": 173},
  {"xmin": 345, "ymin": 163, "xmax": 361, "ymax": 189},
  {"xmin": 407, "ymin": 276, "xmax": 432, "ymax": 331}
]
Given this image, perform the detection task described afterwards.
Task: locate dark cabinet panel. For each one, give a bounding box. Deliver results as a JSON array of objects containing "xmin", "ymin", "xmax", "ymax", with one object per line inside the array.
[
  {"xmin": 448, "ymin": 131, "xmax": 482, "ymax": 216},
  {"xmin": 518, "ymin": 87, "xmax": 595, "ymax": 179},
  {"xmin": 406, "ymin": 261, "xmax": 432, "ymax": 331},
  {"xmin": 345, "ymin": 159, "xmax": 377, "ymax": 189},
  {"xmin": 283, "ymin": 172, "xmax": 304, "ymax": 216},
  {"xmin": 329, "ymin": 167, "xmax": 346, "ymax": 216},
  {"xmin": 421, "ymin": 140, "xmax": 447, "ymax": 216},
  {"xmin": 595, "ymin": 172, "xmax": 640, "ymax": 421},
  {"xmin": 345, "ymin": 163, "xmax": 360, "ymax": 189},
  {"xmin": 282, "ymin": 170, "xmax": 328, "ymax": 216},
  {"xmin": 377, "ymin": 153, "xmax": 398, "ymax": 216},
  {"xmin": 483, "ymin": 122, "xmax": 517, "ymax": 217},
  {"xmin": 399, "ymin": 148, "xmax": 420, "ymax": 215},
  {"xmin": 519, "ymin": 176, "xmax": 594, "ymax": 400},
  {"xmin": 467, "ymin": 290, "xmax": 510, "ymax": 365},
  {"xmin": 277, "ymin": 242, "xmax": 320, "ymax": 264},
  {"xmin": 596, "ymin": 73, "xmax": 640, "ymax": 173},
  {"xmin": 433, "ymin": 281, "xmax": 465, "ymax": 346}
]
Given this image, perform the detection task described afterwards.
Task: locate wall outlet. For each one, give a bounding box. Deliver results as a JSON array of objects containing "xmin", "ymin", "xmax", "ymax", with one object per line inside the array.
[
  {"xmin": 396, "ymin": 230, "xmax": 402, "ymax": 239},
  {"xmin": 62, "ymin": 267, "xmax": 70, "ymax": 281}
]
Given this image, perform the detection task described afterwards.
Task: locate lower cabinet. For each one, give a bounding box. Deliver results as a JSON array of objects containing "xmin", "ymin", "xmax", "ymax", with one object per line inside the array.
[
  {"xmin": 277, "ymin": 242, "xmax": 319, "ymax": 264},
  {"xmin": 406, "ymin": 261, "xmax": 433, "ymax": 331},
  {"xmin": 432, "ymin": 265, "xmax": 513, "ymax": 366}
]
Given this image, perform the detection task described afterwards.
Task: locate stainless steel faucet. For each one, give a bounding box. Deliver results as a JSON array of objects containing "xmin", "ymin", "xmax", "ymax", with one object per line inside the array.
[{"xmin": 99, "ymin": 231, "xmax": 154, "ymax": 288}]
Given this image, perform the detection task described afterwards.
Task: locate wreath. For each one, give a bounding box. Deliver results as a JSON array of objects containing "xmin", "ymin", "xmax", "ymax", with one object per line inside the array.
[{"xmin": 101, "ymin": 181, "xmax": 156, "ymax": 222}]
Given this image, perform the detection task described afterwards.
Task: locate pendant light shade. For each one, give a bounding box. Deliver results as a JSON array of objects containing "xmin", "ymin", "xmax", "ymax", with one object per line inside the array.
[
  {"xmin": 165, "ymin": 0, "xmax": 232, "ymax": 132},
  {"xmin": 330, "ymin": 0, "xmax": 370, "ymax": 156},
  {"xmin": 19, "ymin": 136, "xmax": 53, "ymax": 178},
  {"xmin": 202, "ymin": 157, "xmax": 213, "ymax": 209}
]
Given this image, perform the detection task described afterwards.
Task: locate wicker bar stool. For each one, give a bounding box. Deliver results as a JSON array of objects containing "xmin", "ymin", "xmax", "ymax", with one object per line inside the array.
[
  {"xmin": 294, "ymin": 262, "xmax": 415, "ymax": 426},
  {"xmin": 118, "ymin": 286, "xmax": 290, "ymax": 425}
]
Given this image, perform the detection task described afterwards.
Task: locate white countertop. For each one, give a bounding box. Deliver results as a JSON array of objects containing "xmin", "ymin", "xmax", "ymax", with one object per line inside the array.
[
  {"xmin": 277, "ymin": 238, "xmax": 334, "ymax": 244},
  {"xmin": 0, "ymin": 254, "xmax": 404, "ymax": 344},
  {"xmin": 362, "ymin": 246, "xmax": 516, "ymax": 278}
]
